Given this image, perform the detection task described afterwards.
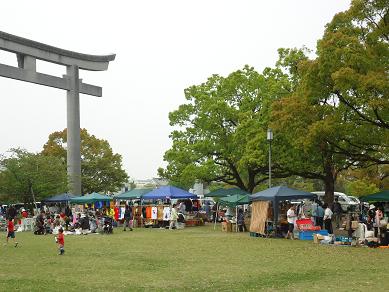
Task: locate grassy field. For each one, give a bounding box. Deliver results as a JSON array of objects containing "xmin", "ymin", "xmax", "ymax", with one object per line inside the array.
[{"xmin": 0, "ymin": 224, "xmax": 388, "ymax": 291}]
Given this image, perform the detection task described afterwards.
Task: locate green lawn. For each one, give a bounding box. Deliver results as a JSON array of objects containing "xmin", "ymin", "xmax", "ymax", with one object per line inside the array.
[{"xmin": 0, "ymin": 225, "xmax": 388, "ymax": 291}]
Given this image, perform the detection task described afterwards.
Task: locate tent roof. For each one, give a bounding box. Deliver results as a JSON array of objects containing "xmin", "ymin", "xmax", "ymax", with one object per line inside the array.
[
  {"xmin": 206, "ymin": 187, "xmax": 250, "ymax": 198},
  {"xmin": 142, "ymin": 186, "xmax": 197, "ymax": 200},
  {"xmin": 250, "ymin": 186, "xmax": 316, "ymax": 203},
  {"xmin": 43, "ymin": 193, "xmax": 78, "ymax": 203},
  {"xmin": 70, "ymin": 192, "xmax": 112, "ymax": 204},
  {"xmin": 360, "ymin": 190, "xmax": 389, "ymax": 202},
  {"xmin": 219, "ymin": 194, "xmax": 250, "ymax": 207},
  {"xmin": 114, "ymin": 188, "xmax": 154, "ymax": 200}
]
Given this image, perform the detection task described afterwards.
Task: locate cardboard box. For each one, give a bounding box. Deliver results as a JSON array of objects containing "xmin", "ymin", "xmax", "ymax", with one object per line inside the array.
[
  {"xmin": 313, "ymin": 234, "xmax": 324, "ymax": 244},
  {"xmin": 222, "ymin": 222, "xmax": 228, "ymax": 232}
]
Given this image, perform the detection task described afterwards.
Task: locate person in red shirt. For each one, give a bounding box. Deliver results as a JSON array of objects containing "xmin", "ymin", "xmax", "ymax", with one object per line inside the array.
[
  {"xmin": 55, "ymin": 228, "xmax": 65, "ymax": 255},
  {"xmin": 6, "ymin": 219, "xmax": 18, "ymax": 247},
  {"xmin": 21, "ymin": 209, "xmax": 28, "ymax": 218}
]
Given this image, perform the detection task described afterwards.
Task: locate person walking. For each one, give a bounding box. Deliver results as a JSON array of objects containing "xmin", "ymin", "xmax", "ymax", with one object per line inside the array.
[
  {"xmin": 55, "ymin": 228, "xmax": 65, "ymax": 255},
  {"xmin": 169, "ymin": 204, "xmax": 178, "ymax": 230},
  {"xmin": 333, "ymin": 198, "xmax": 342, "ymax": 229},
  {"xmin": 237, "ymin": 208, "xmax": 247, "ymax": 232},
  {"xmin": 286, "ymin": 205, "xmax": 297, "ymax": 240},
  {"xmin": 6, "ymin": 218, "xmax": 18, "ymax": 247},
  {"xmin": 123, "ymin": 205, "xmax": 133, "ymax": 231},
  {"xmin": 323, "ymin": 203, "xmax": 333, "ymax": 234},
  {"xmin": 316, "ymin": 203, "xmax": 324, "ymax": 228}
]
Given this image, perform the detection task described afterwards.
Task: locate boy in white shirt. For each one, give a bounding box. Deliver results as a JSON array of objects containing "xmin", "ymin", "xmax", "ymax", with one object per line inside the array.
[
  {"xmin": 286, "ymin": 205, "xmax": 297, "ymax": 240},
  {"xmin": 323, "ymin": 203, "xmax": 333, "ymax": 234}
]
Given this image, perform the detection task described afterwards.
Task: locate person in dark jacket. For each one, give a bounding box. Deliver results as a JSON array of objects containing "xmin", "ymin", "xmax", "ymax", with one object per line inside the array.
[
  {"xmin": 6, "ymin": 205, "xmax": 16, "ymax": 220},
  {"xmin": 237, "ymin": 208, "xmax": 247, "ymax": 232},
  {"xmin": 123, "ymin": 205, "xmax": 133, "ymax": 231},
  {"xmin": 333, "ymin": 198, "xmax": 342, "ymax": 229}
]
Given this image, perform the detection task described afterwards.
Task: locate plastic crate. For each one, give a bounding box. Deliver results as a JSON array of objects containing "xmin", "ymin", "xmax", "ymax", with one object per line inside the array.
[
  {"xmin": 299, "ymin": 230, "xmax": 329, "ymax": 240},
  {"xmin": 296, "ymin": 219, "xmax": 321, "ymax": 231}
]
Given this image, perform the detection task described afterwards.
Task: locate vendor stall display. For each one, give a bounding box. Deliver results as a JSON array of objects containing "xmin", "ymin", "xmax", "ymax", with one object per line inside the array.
[{"xmin": 249, "ymin": 186, "xmax": 316, "ymax": 237}]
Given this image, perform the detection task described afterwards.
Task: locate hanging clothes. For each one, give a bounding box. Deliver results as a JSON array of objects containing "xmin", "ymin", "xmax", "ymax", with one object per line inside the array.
[
  {"xmin": 157, "ymin": 206, "xmax": 164, "ymax": 220},
  {"xmin": 146, "ymin": 206, "xmax": 152, "ymax": 219},
  {"xmin": 151, "ymin": 207, "xmax": 158, "ymax": 220},
  {"xmin": 120, "ymin": 207, "xmax": 125, "ymax": 220},
  {"xmin": 114, "ymin": 207, "xmax": 119, "ymax": 221},
  {"xmin": 163, "ymin": 207, "xmax": 171, "ymax": 221}
]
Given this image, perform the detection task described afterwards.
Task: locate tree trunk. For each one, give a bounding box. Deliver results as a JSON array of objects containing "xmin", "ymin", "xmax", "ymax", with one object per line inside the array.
[{"xmin": 323, "ymin": 176, "xmax": 335, "ymax": 204}]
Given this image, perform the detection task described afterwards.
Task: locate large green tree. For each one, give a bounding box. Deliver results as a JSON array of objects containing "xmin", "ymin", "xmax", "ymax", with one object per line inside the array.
[
  {"xmin": 42, "ymin": 129, "xmax": 128, "ymax": 194},
  {"xmin": 0, "ymin": 148, "xmax": 68, "ymax": 208},
  {"xmin": 159, "ymin": 66, "xmax": 290, "ymax": 192},
  {"xmin": 318, "ymin": 0, "xmax": 388, "ymax": 130},
  {"xmin": 271, "ymin": 0, "xmax": 388, "ymax": 203}
]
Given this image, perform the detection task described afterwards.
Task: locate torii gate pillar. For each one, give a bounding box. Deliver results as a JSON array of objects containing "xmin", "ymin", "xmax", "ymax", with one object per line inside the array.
[
  {"xmin": 0, "ymin": 31, "xmax": 115, "ymax": 195},
  {"xmin": 66, "ymin": 65, "xmax": 81, "ymax": 195}
]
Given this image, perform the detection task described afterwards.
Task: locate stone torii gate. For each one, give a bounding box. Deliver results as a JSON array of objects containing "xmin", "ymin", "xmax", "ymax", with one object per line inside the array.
[{"xmin": 0, "ymin": 31, "xmax": 115, "ymax": 195}]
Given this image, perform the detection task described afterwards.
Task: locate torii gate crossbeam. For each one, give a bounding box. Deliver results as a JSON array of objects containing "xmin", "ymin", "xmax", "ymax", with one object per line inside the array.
[{"xmin": 0, "ymin": 31, "xmax": 115, "ymax": 195}]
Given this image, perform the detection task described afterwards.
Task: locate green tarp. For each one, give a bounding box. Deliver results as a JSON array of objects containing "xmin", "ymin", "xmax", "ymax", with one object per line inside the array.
[
  {"xmin": 219, "ymin": 194, "xmax": 250, "ymax": 207},
  {"xmin": 70, "ymin": 192, "xmax": 112, "ymax": 204},
  {"xmin": 360, "ymin": 190, "xmax": 389, "ymax": 202},
  {"xmin": 114, "ymin": 188, "xmax": 154, "ymax": 200},
  {"xmin": 206, "ymin": 187, "xmax": 250, "ymax": 198}
]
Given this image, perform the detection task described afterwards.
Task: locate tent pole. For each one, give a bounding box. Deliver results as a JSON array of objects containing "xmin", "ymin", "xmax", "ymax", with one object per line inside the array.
[
  {"xmin": 236, "ymin": 206, "xmax": 238, "ymax": 233},
  {"xmin": 213, "ymin": 203, "xmax": 218, "ymax": 230},
  {"xmin": 140, "ymin": 199, "xmax": 143, "ymax": 228}
]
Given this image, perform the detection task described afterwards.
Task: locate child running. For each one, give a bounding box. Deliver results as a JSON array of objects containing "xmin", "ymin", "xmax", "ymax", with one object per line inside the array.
[
  {"xmin": 6, "ymin": 218, "xmax": 18, "ymax": 247},
  {"xmin": 55, "ymin": 228, "xmax": 65, "ymax": 255}
]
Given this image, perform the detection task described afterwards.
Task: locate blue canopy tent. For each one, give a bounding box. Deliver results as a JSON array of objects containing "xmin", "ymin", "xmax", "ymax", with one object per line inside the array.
[
  {"xmin": 142, "ymin": 186, "xmax": 197, "ymax": 200},
  {"xmin": 43, "ymin": 193, "xmax": 78, "ymax": 203},
  {"xmin": 250, "ymin": 186, "xmax": 316, "ymax": 225}
]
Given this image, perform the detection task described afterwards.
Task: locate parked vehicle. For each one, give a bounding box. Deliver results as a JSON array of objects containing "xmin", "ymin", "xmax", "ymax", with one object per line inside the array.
[{"xmin": 312, "ymin": 191, "xmax": 358, "ymax": 212}]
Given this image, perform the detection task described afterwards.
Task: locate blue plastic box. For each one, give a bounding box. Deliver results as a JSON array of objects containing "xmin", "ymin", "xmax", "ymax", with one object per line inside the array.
[{"xmin": 299, "ymin": 230, "xmax": 329, "ymax": 240}]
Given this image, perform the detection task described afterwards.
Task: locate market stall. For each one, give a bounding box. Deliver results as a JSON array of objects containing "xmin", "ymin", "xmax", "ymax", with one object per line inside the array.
[
  {"xmin": 218, "ymin": 194, "xmax": 250, "ymax": 232},
  {"xmin": 249, "ymin": 186, "xmax": 316, "ymax": 236},
  {"xmin": 114, "ymin": 188, "xmax": 154, "ymax": 227},
  {"xmin": 207, "ymin": 187, "xmax": 250, "ymax": 228},
  {"xmin": 359, "ymin": 190, "xmax": 389, "ymax": 246},
  {"xmin": 142, "ymin": 186, "xmax": 199, "ymax": 227}
]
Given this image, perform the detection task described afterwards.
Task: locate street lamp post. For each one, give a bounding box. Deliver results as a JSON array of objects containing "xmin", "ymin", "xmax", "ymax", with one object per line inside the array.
[{"xmin": 267, "ymin": 128, "xmax": 273, "ymax": 188}]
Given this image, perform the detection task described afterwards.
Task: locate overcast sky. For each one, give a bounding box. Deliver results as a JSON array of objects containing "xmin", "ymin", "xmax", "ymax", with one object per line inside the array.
[{"xmin": 0, "ymin": 0, "xmax": 351, "ymax": 180}]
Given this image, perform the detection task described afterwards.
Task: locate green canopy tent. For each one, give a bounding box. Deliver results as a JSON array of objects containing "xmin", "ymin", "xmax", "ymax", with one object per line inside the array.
[
  {"xmin": 219, "ymin": 194, "xmax": 251, "ymax": 232},
  {"xmin": 206, "ymin": 188, "xmax": 250, "ymax": 230},
  {"xmin": 114, "ymin": 188, "xmax": 153, "ymax": 200},
  {"xmin": 70, "ymin": 192, "xmax": 112, "ymax": 204},
  {"xmin": 206, "ymin": 187, "xmax": 250, "ymax": 198},
  {"xmin": 360, "ymin": 190, "xmax": 389, "ymax": 203},
  {"xmin": 219, "ymin": 194, "xmax": 250, "ymax": 207}
]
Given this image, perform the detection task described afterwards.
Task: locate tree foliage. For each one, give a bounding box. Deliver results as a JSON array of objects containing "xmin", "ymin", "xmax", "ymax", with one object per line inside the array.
[
  {"xmin": 42, "ymin": 129, "xmax": 128, "ymax": 194},
  {"xmin": 159, "ymin": 66, "xmax": 290, "ymax": 192},
  {"xmin": 160, "ymin": 0, "xmax": 388, "ymax": 199},
  {"xmin": 0, "ymin": 148, "xmax": 68, "ymax": 206},
  {"xmin": 271, "ymin": 0, "xmax": 388, "ymax": 203}
]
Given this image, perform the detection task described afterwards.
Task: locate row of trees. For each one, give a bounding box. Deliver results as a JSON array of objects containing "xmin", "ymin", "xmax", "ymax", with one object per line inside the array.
[
  {"xmin": 0, "ymin": 129, "xmax": 128, "ymax": 206},
  {"xmin": 158, "ymin": 0, "xmax": 388, "ymax": 203}
]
